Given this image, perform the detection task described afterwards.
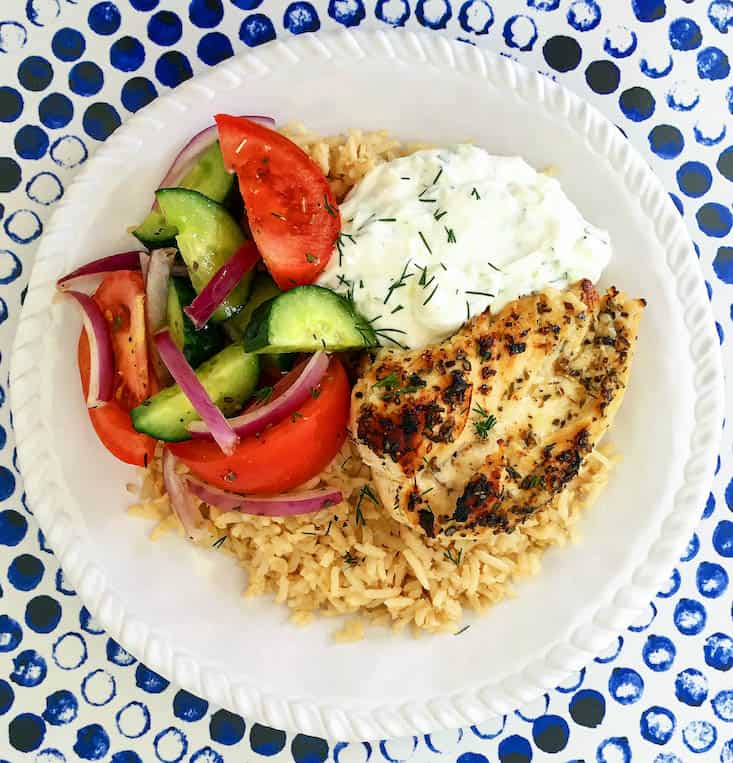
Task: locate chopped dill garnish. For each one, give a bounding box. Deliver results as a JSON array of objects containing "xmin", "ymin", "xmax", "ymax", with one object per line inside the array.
[
  {"xmin": 310, "ymin": 386, "xmax": 321, "ymax": 399},
  {"xmin": 384, "ymin": 260, "xmax": 413, "ymax": 304},
  {"xmin": 454, "ymin": 625, "xmax": 471, "ymax": 636},
  {"xmin": 373, "ymin": 372, "xmax": 399, "ymax": 390},
  {"xmin": 305, "ymin": 253, "xmax": 318, "ymax": 263},
  {"xmin": 291, "ymin": 411, "xmax": 304, "ymax": 423},
  {"xmin": 440, "ymin": 262, "xmax": 448, "ymax": 271},
  {"xmin": 423, "ymin": 283, "xmax": 439, "ymax": 306},
  {"xmin": 419, "ymin": 198, "xmax": 437, "ymax": 203},
  {"xmin": 433, "ymin": 208, "xmax": 448, "ymax": 221},
  {"xmin": 466, "ymin": 300, "xmax": 471, "ymax": 322},
  {"xmin": 324, "ymin": 195, "xmax": 336, "ymax": 217},
  {"xmin": 400, "ymin": 176, "xmax": 411, "ymax": 180},
  {"xmin": 325, "ymin": 520, "xmax": 332, "ymax": 536},
  {"xmin": 343, "ymin": 550, "xmax": 359, "ymax": 566},
  {"xmin": 390, "ymin": 304, "xmax": 405, "ymax": 314},
  {"xmin": 417, "ymin": 265, "xmax": 428, "ymax": 286},
  {"xmin": 446, "ymin": 227, "xmax": 456, "ymax": 243},
  {"xmin": 432, "ymin": 167, "xmax": 443, "ymax": 185},
  {"xmin": 471, "ymin": 187, "xmax": 481, "ymax": 200},
  {"xmin": 271, "ymin": 212, "xmax": 286, "ymax": 220},
  {"xmin": 521, "ymin": 474, "xmax": 544, "ymax": 490},
  {"xmin": 488, "ymin": 261, "xmax": 502, "ymax": 272},
  {"xmin": 422, "ymin": 275, "xmax": 436, "ymax": 290},
  {"xmin": 253, "ymin": 386, "xmax": 273, "ymax": 402},
  {"xmin": 361, "ymin": 484, "xmax": 379, "ymax": 504},
  {"xmin": 472, "ymin": 403, "xmax": 497, "ymax": 439},
  {"xmin": 375, "ymin": 331, "xmax": 408, "ymax": 349},
  {"xmin": 212, "ymin": 536, "xmax": 227, "ymax": 549},
  {"xmin": 444, "ymin": 548, "xmax": 462, "ymax": 566},
  {"xmin": 418, "ymin": 231, "xmax": 432, "ymax": 254},
  {"xmin": 420, "ymin": 487, "xmax": 434, "ymax": 497},
  {"xmin": 377, "ymin": 217, "xmax": 397, "ymax": 222},
  {"xmin": 465, "ymin": 290, "xmax": 495, "ymax": 299}
]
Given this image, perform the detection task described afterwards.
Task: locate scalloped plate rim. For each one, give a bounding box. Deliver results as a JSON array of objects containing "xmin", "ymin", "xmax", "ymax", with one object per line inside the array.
[{"xmin": 10, "ymin": 28, "xmax": 724, "ymax": 741}]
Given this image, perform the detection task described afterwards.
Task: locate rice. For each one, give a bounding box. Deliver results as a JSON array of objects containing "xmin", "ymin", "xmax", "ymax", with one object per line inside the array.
[{"xmin": 129, "ymin": 128, "xmax": 617, "ymax": 638}]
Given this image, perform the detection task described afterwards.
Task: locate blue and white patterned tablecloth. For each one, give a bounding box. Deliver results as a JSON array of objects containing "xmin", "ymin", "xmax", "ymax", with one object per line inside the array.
[{"xmin": 0, "ymin": 1, "xmax": 732, "ymax": 761}]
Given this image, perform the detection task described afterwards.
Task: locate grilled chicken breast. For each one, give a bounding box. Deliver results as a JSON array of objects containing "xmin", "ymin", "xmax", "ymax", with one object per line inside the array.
[{"xmin": 350, "ymin": 280, "xmax": 645, "ymax": 538}]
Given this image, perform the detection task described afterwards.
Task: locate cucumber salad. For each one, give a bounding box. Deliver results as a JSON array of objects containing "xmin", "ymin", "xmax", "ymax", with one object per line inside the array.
[{"xmin": 59, "ymin": 115, "xmax": 376, "ymax": 537}]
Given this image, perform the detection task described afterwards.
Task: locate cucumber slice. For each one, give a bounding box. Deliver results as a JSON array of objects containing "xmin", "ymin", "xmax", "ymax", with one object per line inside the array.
[
  {"xmin": 243, "ymin": 285, "xmax": 377, "ymax": 354},
  {"xmin": 225, "ymin": 272, "xmax": 282, "ymax": 339},
  {"xmin": 130, "ymin": 344, "xmax": 260, "ymax": 441},
  {"xmin": 156, "ymin": 188, "xmax": 253, "ymax": 322},
  {"xmin": 226, "ymin": 273, "xmax": 297, "ymax": 371},
  {"xmin": 133, "ymin": 141, "xmax": 234, "ymax": 249},
  {"xmin": 167, "ymin": 277, "xmax": 226, "ymax": 368}
]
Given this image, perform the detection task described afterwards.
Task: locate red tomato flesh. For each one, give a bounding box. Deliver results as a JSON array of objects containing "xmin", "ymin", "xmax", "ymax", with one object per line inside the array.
[
  {"xmin": 93, "ymin": 270, "xmax": 152, "ymax": 407},
  {"xmin": 171, "ymin": 357, "xmax": 350, "ymax": 493},
  {"xmin": 78, "ymin": 331, "xmax": 156, "ymax": 467},
  {"xmin": 215, "ymin": 114, "xmax": 340, "ymax": 290}
]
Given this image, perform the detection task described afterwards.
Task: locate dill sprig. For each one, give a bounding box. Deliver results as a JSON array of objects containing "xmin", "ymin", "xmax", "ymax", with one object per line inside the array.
[
  {"xmin": 471, "ymin": 187, "xmax": 481, "ymax": 200},
  {"xmin": 433, "ymin": 208, "xmax": 448, "ymax": 221},
  {"xmin": 384, "ymin": 259, "xmax": 413, "ymax": 304},
  {"xmin": 377, "ymin": 217, "xmax": 397, "ymax": 222},
  {"xmin": 418, "ymin": 231, "xmax": 432, "ymax": 254},
  {"xmin": 465, "ymin": 290, "xmax": 495, "ymax": 299},
  {"xmin": 390, "ymin": 304, "xmax": 405, "ymax": 314},
  {"xmin": 488, "ymin": 261, "xmax": 502, "ymax": 272},
  {"xmin": 472, "ymin": 403, "xmax": 497, "ymax": 439},
  {"xmin": 343, "ymin": 551, "xmax": 359, "ymax": 566},
  {"xmin": 521, "ymin": 474, "xmax": 544, "ymax": 490},
  {"xmin": 444, "ymin": 548, "xmax": 463, "ymax": 566},
  {"xmin": 354, "ymin": 484, "xmax": 378, "ymax": 527},
  {"xmin": 432, "ymin": 167, "xmax": 443, "ymax": 185},
  {"xmin": 212, "ymin": 536, "xmax": 227, "ymax": 549},
  {"xmin": 446, "ymin": 227, "xmax": 456, "ymax": 243},
  {"xmin": 373, "ymin": 372, "xmax": 399, "ymax": 390},
  {"xmin": 423, "ymin": 283, "xmax": 438, "ymax": 306},
  {"xmin": 454, "ymin": 625, "xmax": 471, "ymax": 636},
  {"xmin": 323, "ymin": 195, "xmax": 336, "ymax": 217}
]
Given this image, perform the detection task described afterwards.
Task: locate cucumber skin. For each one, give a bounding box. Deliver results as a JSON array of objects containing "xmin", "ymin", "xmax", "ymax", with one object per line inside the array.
[
  {"xmin": 132, "ymin": 208, "xmax": 177, "ymax": 249},
  {"xmin": 132, "ymin": 141, "xmax": 234, "ymax": 249},
  {"xmin": 156, "ymin": 188, "xmax": 252, "ymax": 322},
  {"xmin": 242, "ymin": 298, "xmax": 278, "ymax": 353},
  {"xmin": 225, "ymin": 272, "xmax": 281, "ymax": 339},
  {"xmin": 243, "ymin": 285, "xmax": 377, "ymax": 354},
  {"xmin": 130, "ymin": 344, "xmax": 260, "ymax": 442},
  {"xmin": 167, "ymin": 277, "xmax": 226, "ymax": 368}
]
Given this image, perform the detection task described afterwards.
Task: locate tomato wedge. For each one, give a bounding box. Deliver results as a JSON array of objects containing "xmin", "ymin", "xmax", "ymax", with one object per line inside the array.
[
  {"xmin": 94, "ymin": 270, "xmax": 152, "ymax": 407},
  {"xmin": 171, "ymin": 357, "xmax": 350, "ymax": 493},
  {"xmin": 78, "ymin": 331, "xmax": 156, "ymax": 467},
  {"xmin": 216, "ymin": 114, "xmax": 340, "ymax": 290}
]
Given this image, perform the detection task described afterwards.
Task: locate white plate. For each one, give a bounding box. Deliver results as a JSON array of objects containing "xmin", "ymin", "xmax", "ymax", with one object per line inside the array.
[{"xmin": 11, "ymin": 30, "xmax": 724, "ymax": 741}]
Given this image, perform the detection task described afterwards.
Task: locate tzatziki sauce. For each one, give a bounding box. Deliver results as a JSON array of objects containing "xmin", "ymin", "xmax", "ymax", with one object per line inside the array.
[{"xmin": 317, "ymin": 145, "xmax": 612, "ymax": 349}]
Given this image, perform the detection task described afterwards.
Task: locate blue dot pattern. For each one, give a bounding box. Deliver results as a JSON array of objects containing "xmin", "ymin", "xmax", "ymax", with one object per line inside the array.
[{"xmin": 0, "ymin": 2, "xmax": 732, "ymax": 762}]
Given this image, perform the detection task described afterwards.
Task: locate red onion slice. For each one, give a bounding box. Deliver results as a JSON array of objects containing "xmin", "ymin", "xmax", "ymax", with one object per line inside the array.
[
  {"xmin": 188, "ymin": 352, "xmax": 328, "ymax": 440},
  {"xmin": 154, "ymin": 329, "xmax": 238, "ymax": 455},
  {"xmin": 184, "ymin": 241, "xmax": 260, "ymax": 329},
  {"xmin": 155, "ymin": 116, "xmax": 276, "ymax": 207},
  {"xmin": 162, "ymin": 449, "xmax": 207, "ymax": 541},
  {"xmin": 145, "ymin": 248, "xmax": 176, "ymax": 386},
  {"xmin": 65, "ymin": 290, "xmax": 114, "ymax": 408},
  {"xmin": 57, "ymin": 251, "xmax": 145, "ymax": 290},
  {"xmin": 187, "ymin": 477, "xmax": 342, "ymax": 516}
]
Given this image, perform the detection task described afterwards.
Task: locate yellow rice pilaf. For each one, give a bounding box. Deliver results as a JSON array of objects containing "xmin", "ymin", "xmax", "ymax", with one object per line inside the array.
[{"xmin": 129, "ymin": 127, "xmax": 617, "ymax": 638}]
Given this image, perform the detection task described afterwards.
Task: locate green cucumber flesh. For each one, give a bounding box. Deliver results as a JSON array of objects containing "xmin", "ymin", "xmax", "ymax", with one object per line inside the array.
[
  {"xmin": 133, "ymin": 141, "xmax": 234, "ymax": 249},
  {"xmin": 243, "ymin": 285, "xmax": 377, "ymax": 354},
  {"xmin": 167, "ymin": 277, "xmax": 226, "ymax": 368},
  {"xmin": 130, "ymin": 343, "xmax": 260, "ymax": 442},
  {"xmin": 156, "ymin": 188, "xmax": 252, "ymax": 322}
]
